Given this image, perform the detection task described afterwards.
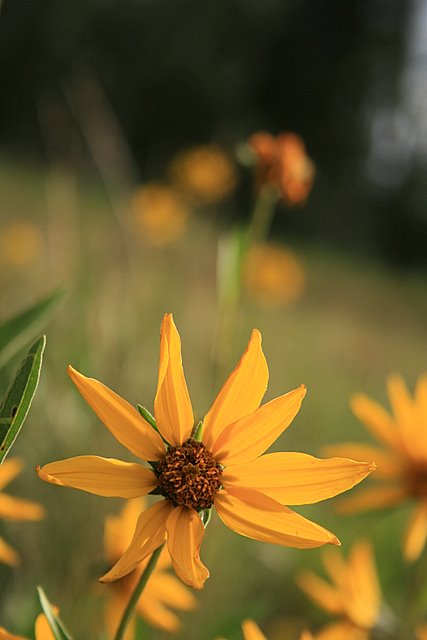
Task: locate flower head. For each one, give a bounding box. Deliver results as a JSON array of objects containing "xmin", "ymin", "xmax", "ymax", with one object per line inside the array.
[
  {"xmin": 249, "ymin": 132, "xmax": 315, "ymax": 205},
  {"xmin": 297, "ymin": 540, "xmax": 381, "ymax": 640},
  {"xmin": 243, "ymin": 244, "xmax": 306, "ymax": 307},
  {"xmin": 0, "ymin": 458, "xmax": 44, "ymax": 567},
  {"xmin": 130, "ymin": 183, "xmax": 189, "ymax": 247},
  {"xmin": 38, "ymin": 314, "xmax": 374, "ymax": 589},
  {"xmin": 170, "ymin": 145, "xmax": 237, "ymax": 204},
  {"xmin": 103, "ymin": 498, "xmax": 196, "ymax": 636},
  {"xmin": 326, "ymin": 374, "xmax": 427, "ymax": 562}
]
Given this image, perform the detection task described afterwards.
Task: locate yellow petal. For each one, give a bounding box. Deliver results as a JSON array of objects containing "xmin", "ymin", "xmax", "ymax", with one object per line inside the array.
[
  {"xmin": 345, "ymin": 540, "xmax": 381, "ymax": 628},
  {"xmin": 300, "ymin": 632, "xmax": 315, "ymax": 640},
  {"xmin": 315, "ymin": 622, "xmax": 368, "ymax": 640},
  {"xmin": 415, "ymin": 375, "xmax": 427, "ymax": 414},
  {"xmin": 0, "ymin": 494, "xmax": 44, "ymax": 521},
  {"xmin": 387, "ymin": 374, "xmax": 425, "ymax": 461},
  {"xmin": 104, "ymin": 498, "xmax": 147, "ymax": 560},
  {"xmin": 203, "ymin": 330, "xmax": 268, "ymax": 452},
  {"xmin": 242, "ymin": 619, "xmax": 267, "ymax": 640},
  {"xmin": 335, "ymin": 485, "xmax": 406, "ymax": 513},
  {"xmin": 68, "ymin": 365, "xmax": 165, "ymax": 461},
  {"xmin": 222, "ymin": 452, "xmax": 375, "ymax": 504},
  {"xmin": 137, "ymin": 596, "xmax": 181, "ymax": 632},
  {"xmin": 321, "ymin": 547, "xmax": 347, "ymax": 586},
  {"xmin": 146, "ymin": 572, "xmax": 197, "ymax": 609},
  {"xmin": 416, "ymin": 624, "xmax": 427, "ymax": 640},
  {"xmin": 350, "ymin": 393, "xmax": 398, "ymax": 450},
  {"xmin": 100, "ymin": 500, "xmax": 172, "ymax": 582},
  {"xmin": 0, "ymin": 537, "xmax": 19, "ymax": 567},
  {"xmin": 0, "ymin": 458, "xmax": 24, "ymax": 490},
  {"xmin": 37, "ymin": 456, "xmax": 157, "ymax": 498},
  {"xmin": 35, "ymin": 614, "xmax": 55, "ymax": 640},
  {"xmin": 323, "ymin": 443, "xmax": 400, "ymax": 480},
  {"xmin": 215, "ymin": 488, "xmax": 339, "ymax": 549},
  {"xmin": 296, "ymin": 570, "xmax": 343, "ymax": 614},
  {"xmin": 403, "ymin": 501, "xmax": 427, "ymax": 563},
  {"xmin": 0, "ymin": 627, "xmax": 28, "ymax": 640},
  {"xmin": 154, "ymin": 314, "xmax": 194, "ymax": 446},
  {"xmin": 213, "ymin": 386, "xmax": 306, "ymax": 466},
  {"xmin": 166, "ymin": 507, "xmax": 209, "ymax": 589}
]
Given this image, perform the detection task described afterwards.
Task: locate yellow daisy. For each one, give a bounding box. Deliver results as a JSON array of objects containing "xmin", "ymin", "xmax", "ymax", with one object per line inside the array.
[
  {"xmin": 0, "ymin": 614, "xmax": 54, "ymax": 640},
  {"xmin": 297, "ymin": 540, "xmax": 381, "ymax": 640},
  {"xmin": 38, "ymin": 314, "xmax": 374, "ymax": 589},
  {"xmin": 326, "ymin": 374, "xmax": 427, "ymax": 562},
  {"xmin": 104, "ymin": 498, "xmax": 196, "ymax": 636},
  {"xmin": 0, "ymin": 458, "xmax": 44, "ymax": 566}
]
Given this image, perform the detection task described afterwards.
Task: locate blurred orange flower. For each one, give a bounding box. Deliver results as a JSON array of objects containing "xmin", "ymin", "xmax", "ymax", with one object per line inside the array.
[
  {"xmin": 297, "ymin": 540, "xmax": 381, "ymax": 640},
  {"xmin": 249, "ymin": 132, "xmax": 315, "ymax": 205},
  {"xmin": 130, "ymin": 183, "xmax": 189, "ymax": 247},
  {"xmin": 103, "ymin": 498, "xmax": 196, "ymax": 637},
  {"xmin": 243, "ymin": 244, "xmax": 306, "ymax": 307},
  {"xmin": 0, "ymin": 222, "xmax": 43, "ymax": 268},
  {"xmin": 0, "ymin": 458, "xmax": 44, "ymax": 567},
  {"xmin": 170, "ymin": 145, "xmax": 237, "ymax": 204},
  {"xmin": 38, "ymin": 314, "xmax": 373, "ymax": 590},
  {"xmin": 326, "ymin": 374, "xmax": 427, "ymax": 562},
  {"xmin": 0, "ymin": 613, "xmax": 55, "ymax": 640}
]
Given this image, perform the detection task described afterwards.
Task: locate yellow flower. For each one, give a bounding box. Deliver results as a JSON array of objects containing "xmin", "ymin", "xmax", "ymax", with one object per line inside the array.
[
  {"xmin": 297, "ymin": 540, "xmax": 381, "ymax": 640},
  {"xmin": 130, "ymin": 183, "xmax": 189, "ymax": 247},
  {"xmin": 0, "ymin": 613, "xmax": 55, "ymax": 640},
  {"xmin": 326, "ymin": 374, "xmax": 427, "ymax": 562},
  {"xmin": 37, "ymin": 314, "xmax": 374, "ymax": 589},
  {"xmin": 249, "ymin": 132, "xmax": 315, "ymax": 205},
  {"xmin": 243, "ymin": 244, "xmax": 306, "ymax": 307},
  {"xmin": 103, "ymin": 498, "xmax": 196, "ymax": 636},
  {"xmin": 0, "ymin": 222, "xmax": 43, "ymax": 269},
  {"xmin": 0, "ymin": 458, "xmax": 44, "ymax": 566},
  {"xmin": 170, "ymin": 145, "xmax": 237, "ymax": 204}
]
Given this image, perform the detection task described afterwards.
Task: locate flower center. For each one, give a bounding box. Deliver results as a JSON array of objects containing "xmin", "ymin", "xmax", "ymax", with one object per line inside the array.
[{"xmin": 156, "ymin": 438, "xmax": 222, "ymax": 510}]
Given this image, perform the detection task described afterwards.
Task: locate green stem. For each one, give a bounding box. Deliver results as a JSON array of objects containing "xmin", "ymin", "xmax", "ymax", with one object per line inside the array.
[
  {"xmin": 114, "ymin": 544, "xmax": 164, "ymax": 640},
  {"xmin": 246, "ymin": 185, "xmax": 279, "ymax": 247}
]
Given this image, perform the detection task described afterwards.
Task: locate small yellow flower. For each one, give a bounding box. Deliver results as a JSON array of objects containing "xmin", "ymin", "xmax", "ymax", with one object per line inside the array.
[
  {"xmin": 249, "ymin": 132, "xmax": 315, "ymax": 205},
  {"xmin": 243, "ymin": 244, "xmax": 306, "ymax": 307},
  {"xmin": 0, "ymin": 458, "xmax": 44, "ymax": 567},
  {"xmin": 0, "ymin": 222, "xmax": 43, "ymax": 269},
  {"xmin": 0, "ymin": 613, "xmax": 55, "ymax": 640},
  {"xmin": 326, "ymin": 374, "xmax": 427, "ymax": 562},
  {"xmin": 103, "ymin": 498, "xmax": 196, "ymax": 636},
  {"xmin": 297, "ymin": 540, "xmax": 381, "ymax": 640},
  {"xmin": 130, "ymin": 183, "xmax": 189, "ymax": 247},
  {"xmin": 38, "ymin": 314, "xmax": 374, "ymax": 589},
  {"xmin": 170, "ymin": 145, "xmax": 237, "ymax": 204}
]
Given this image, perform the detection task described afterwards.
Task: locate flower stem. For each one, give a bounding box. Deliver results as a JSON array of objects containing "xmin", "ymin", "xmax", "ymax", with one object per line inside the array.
[
  {"xmin": 247, "ymin": 184, "xmax": 278, "ymax": 246},
  {"xmin": 114, "ymin": 544, "xmax": 164, "ymax": 640}
]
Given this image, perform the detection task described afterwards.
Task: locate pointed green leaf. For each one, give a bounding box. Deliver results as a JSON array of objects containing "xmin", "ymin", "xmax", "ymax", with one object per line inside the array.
[
  {"xmin": 0, "ymin": 288, "xmax": 64, "ymax": 369},
  {"xmin": 37, "ymin": 586, "xmax": 74, "ymax": 640},
  {"xmin": 0, "ymin": 335, "xmax": 46, "ymax": 463}
]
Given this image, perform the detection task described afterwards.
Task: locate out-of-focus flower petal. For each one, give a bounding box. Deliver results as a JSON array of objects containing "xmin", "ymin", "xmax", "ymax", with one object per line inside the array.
[
  {"xmin": 403, "ymin": 501, "xmax": 427, "ymax": 563},
  {"xmin": 0, "ymin": 494, "xmax": 44, "ymax": 521}
]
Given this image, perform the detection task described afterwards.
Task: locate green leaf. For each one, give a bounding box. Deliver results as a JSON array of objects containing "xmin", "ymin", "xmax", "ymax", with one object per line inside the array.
[
  {"xmin": 0, "ymin": 288, "xmax": 64, "ymax": 369},
  {"xmin": 37, "ymin": 586, "xmax": 74, "ymax": 640},
  {"xmin": 0, "ymin": 335, "xmax": 46, "ymax": 463}
]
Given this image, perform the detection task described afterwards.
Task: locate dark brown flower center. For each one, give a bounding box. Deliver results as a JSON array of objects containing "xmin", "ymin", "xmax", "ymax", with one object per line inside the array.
[{"xmin": 156, "ymin": 438, "xmax": 222, "ymax": 509}]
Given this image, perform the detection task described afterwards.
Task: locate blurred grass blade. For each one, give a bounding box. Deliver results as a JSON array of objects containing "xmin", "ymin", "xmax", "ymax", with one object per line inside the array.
[
  {"xmin": 0, "ymin": 288, "xmax": 64, "ymax": 369},
  {"xmin": 37, "ymin": 586, "xmax": 74, "ymax": 640},
  {"xmin": 0, "ymin": 336, "xmax": 46, "ymax": 463}
]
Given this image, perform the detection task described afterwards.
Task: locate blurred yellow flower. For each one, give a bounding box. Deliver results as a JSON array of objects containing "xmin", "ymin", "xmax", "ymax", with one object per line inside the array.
[
  {"xmin": 297, "ymin": 540, "xmax": 381, "ymax": 640},
  {"xmin": 38, "ymin": 314, "xmax": 374, "ymax": 590},
  {"xmin": 243, "ymin": 244, "xmax": 306, "ymax": 307},
  {"xmin": 0, "ymin": 458, "xmax": 44, "ymax": 567},
  {"xmin": 249, "ymin": 132, "xmax": 315, "ymax": 205},
  {"xmin": 130, "ymin": 183, "xmax": 189, "ymax": 247},
  {"xmin": 417, "ymin": 625, "xmax": 427, "ymax": 640},
  {"xmin": 103, "ymin": 498, "xmax": 196, "ymax": 636},
  {"xmin": 326, "ymin": 374, "xmax": 427, "ymax": 562},
  {"xmin": 170, "ymin": 145, "xmax": 237, "ymax": 204},
  {"xmin": 0, "ymin": 613, "xmax": 54, "ymax": 640},
  {"xmin": 0, "ymin": 222, "xmax": 43, "ymax": 268}
]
